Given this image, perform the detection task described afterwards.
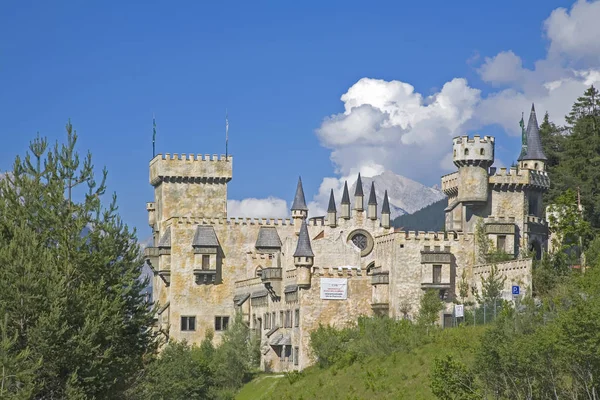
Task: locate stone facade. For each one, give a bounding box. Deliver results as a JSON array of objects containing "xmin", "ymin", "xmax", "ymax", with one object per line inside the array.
[{"xmin": 144, "ymin": 108, "xmax": 549, "ymax": 372}]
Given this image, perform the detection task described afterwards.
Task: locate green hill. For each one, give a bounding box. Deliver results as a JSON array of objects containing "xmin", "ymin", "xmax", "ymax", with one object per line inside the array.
[
  {"xmin": 236, "ymin": 325, "xmax": 485, "ymax": 400},
  {"xmin": 392, "ymin": 198, "xmax": 446, "ymax": 232}
]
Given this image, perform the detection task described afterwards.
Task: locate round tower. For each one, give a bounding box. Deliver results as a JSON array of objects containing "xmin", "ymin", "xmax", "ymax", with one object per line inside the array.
[{"xmin": 453, "ymin": 135, "xmax": 494, "ymax": 203}]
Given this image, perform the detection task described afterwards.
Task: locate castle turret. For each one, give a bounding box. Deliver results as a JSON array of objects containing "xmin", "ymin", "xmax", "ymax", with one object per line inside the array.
[
  {"xmin": 341, "ymin": 181, "xmax": 351, "ymax": 219},
  {"xmin": 518, "ymin": 104, "xmax": 547, "ymax": 172},
  {"xmin": 294, "ymin": 219, "xmax": 314, "ymax": 288},
  {"xmin": 354, "ymin": 173, "xmax": 364, "ymax": 212},
  {"xmin": 381, "ymin": 190, "xmax": 391, "ymax": 229},
  {"xmin": 327, "ymin": 189, "xmax": 337, "ymax": 227},
  {"xmin": 291, "ymin": 177, "xmax": 308, "ymax": 231},
  {"xmin": 368, "ymin": 181, "xmax": 377, "ymax": 220},
  {"xmin": 453, "ymin": 135, "xmax": 494, "ymax": 203}
]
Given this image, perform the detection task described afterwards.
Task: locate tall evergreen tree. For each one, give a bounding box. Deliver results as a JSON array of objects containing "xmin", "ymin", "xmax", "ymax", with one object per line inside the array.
[{"xmin": 0, "ymin": 123, "xmax": 157, "ymax": 398}]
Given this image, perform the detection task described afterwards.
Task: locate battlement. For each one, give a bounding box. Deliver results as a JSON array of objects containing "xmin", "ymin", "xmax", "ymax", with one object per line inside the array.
[
  {"xmin": 484, "ymin": 215, "xmax": 516, "ymax": 224},
  {"xmin": 489, "ymin": 167, "xmax": 550, "ymax": 189},
  {"xmin": 149, "ymin": 153, "xmax": 233, "ymax": 186},
  {"xmin": 313, "ymin": 265, "xmax": 363, "ymax": 277},
  {"xmin": 166, "ymin": 216, "xmax": 295, "ymax": 227},
  {"xmin": 453, "ymin": 135, "xmax": 495, "ymax": 167}
]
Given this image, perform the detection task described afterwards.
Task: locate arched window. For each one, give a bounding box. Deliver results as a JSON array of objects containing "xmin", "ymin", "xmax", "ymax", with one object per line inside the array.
[
  {"xmin": 480, "ymin": 148, "xmax": 485, "ymax": 155},
  {"xmin": 534, "ymin": 163, "xmax": 538, "ymax": 170},
  {"xmin": 255, "ymin": 266, "xmax": 263, "ymax": 278},
  {"xmin": 464, "ymin": 148, "xmax": 469, "ymax": 156}
]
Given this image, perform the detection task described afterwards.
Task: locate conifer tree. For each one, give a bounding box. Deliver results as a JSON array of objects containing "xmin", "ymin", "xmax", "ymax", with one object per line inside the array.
[{"xmin": 0, "ymin": 123, "xmax": 156, "ymax": 398}]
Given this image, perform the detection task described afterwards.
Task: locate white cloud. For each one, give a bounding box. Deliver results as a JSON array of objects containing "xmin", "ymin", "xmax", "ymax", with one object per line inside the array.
[
  {"xmin": 232, "ymin": 1, "xmax": 600, "ymax": 217},
  {"xmin": 545, "ymin": 0, "xmax": 600, "ymax": 63},
  {"xmin": 227, "ymin": 197, "xmax": 289, "ymax": 218}
]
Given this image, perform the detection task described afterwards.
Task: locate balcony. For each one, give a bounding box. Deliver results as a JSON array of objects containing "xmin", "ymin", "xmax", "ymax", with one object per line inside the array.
[
  {"xmin": 420, "ymin": 246, "xmax": 452, "ymax": 264},
  {"xmin": 193, "ymin": 269, "xmax": 217, "ymax": 285},
  {"xmin": 371, "ymin": 272, "xmax": 389, "ymax": 285},
  {"xmin": 260, "ymin": 267, "xmax": 282, "ymax": 281}
]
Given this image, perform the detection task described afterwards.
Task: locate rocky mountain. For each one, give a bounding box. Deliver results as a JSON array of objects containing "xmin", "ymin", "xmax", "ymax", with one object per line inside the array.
[{"xmin": 349, "ymin": 171, "xmax": 446, "ymax": 219}]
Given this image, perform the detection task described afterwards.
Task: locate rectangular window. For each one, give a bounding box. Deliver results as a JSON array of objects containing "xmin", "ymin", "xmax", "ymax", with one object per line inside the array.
[
  {"xmin": 264, "ymin": 313, "xmax": 269, "ymax": 330},
  {"xmin": 181, "ymin": 316, "xmax": 196, "ymax": 331},
  {"xmin": 433, "ymin": 265, "xmax": 442, "ymax": 284},
  {"xmin": 285, "ymin": 345, "xmax": 292, "ymax": 361},
  {"xmin": 280, "ymin": 311, "xmax": 284, "ymax": 327},
  {"xmin": 294, "ymin": 309, "xmax": 300, "ymax": 327},
  {"xmin": 272, "ymin": 312, "xmax": 276, "ymax": 328},
  {"xmin": 294, "ymin": 347, "xmax": 299, "ymax": 366},
  {"xmin": 202, "ymin": 254, "xmax": 210, "ymax": 270},
  {"xmin": 286, "ymin": 310, "xmax": 291, "ymax": 328},
  {"xmin": 215, "ymin": 316, "xmax": 230, "ymax": 331},
  {"xmin": 497, "ymin": 235, "xmax": 506, "ymax": 253}
]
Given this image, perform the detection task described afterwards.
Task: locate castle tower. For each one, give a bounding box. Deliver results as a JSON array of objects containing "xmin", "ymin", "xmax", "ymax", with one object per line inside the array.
[
  {"xmin": 453, "ymin": 135, "xmax": 495, "ymax": 204},
  {"xmin": 354, "ymin": 173, "xmax": 364, "ymax": 212},
  {"xmin": 368, "ymin": 181, "xmax": 377, "ymax": 220},
  {"xmin": 381, "ymin": 190, "xmax": 391, "ymax": 229},
  {"xmin": 341, "ymin": 181, "xmax": 351, "ymax": 219},
  {"xmin": 291, "ymin": 177, "xmax": 308, "ymax": 232},
  {"xmin": 149, "ymin": 153, "xmax": 232, "ymax": 230},
  {"xmin": 327, "ymin": 189, "xmax": 337, "ymax": 227},
  {"xmin": 518, "ymin": 104, "xmax": 547, "ymax": 172},
  {"xmin": 294, "ymin": 219, "xmax": 314, "ymax": 288}
]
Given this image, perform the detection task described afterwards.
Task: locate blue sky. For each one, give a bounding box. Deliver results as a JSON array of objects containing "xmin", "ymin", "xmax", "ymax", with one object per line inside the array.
[{"xmin": 1, "ymin": 0, "xmax": 597, "ymax": 240}]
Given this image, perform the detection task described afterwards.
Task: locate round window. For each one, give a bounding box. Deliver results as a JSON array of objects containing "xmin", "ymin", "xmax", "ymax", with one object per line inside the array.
[{"xmin": 347, "ymin": 229, "xmax": 374, "ymax": 257}]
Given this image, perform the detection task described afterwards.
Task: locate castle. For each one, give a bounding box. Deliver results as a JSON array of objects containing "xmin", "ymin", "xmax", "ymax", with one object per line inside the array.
[{"xmin": 144, "ymin": 105, "xmax": 550, "ymax": 372}]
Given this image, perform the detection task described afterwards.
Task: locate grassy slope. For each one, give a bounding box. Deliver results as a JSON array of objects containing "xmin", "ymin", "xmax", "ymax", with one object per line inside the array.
[{"xmin": 236, "ymin": 326, "xmax": 486, "ymax": 400}]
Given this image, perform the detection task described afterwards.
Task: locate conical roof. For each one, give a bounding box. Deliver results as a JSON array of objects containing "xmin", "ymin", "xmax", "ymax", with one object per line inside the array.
[
  {"xmin": 341, "ymin": 181, "xmax": 350, "ymax": 204},
  {"xmin": 368, "ymin": 181, "xmax": 377, "ymax": 205},
  {"xmin": 382, "ymin": 190, "xmax": 391, "ymax": 214},
  {"xmin": 293, "ymin": 219, "xmax": 314, "ymax": 257},
  {"xmin": 291, "ymin": 176, "xmax": 308, "ymax": 211},
  {"xmin": 354, "ymin": 173, "xmax": 364, "ymax": 196},
  {"xmin": 327, "ymin": 189, "xmax": 337, "ymax": 213},
  {"xmin": 520, "ymin": 104, "xmax": 547, "ymax": 161}
]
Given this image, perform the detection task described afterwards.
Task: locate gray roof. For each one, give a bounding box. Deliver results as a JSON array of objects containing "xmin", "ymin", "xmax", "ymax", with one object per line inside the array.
[
  {"xmin": 368, "ymin": 181, "xmax": 377, "ymax": 205},
  {"xmin": 293, "ymin": 219, "xmax": 314, "ymax": 257},
  {"xmin": 354, "ymin": 173, "xmax": 364, "ymax": 196},
  {"xmin": 251, "ymin": 289, "xmax": 269, "ymax": 298},
  {"xmin": 520, "ymin": 104, "xmax": 547, "ymax": 161},
  {"xmin": 233, "ymin": 293, "xmax": 250, "ymax": 306},
  {"xmin": 382, "ymin": 190, "xmax": 391, "ymax": 214},
  {"xmin": 284, "ymin": 284, "xmax": 298, "ymax": 293},
  {"xmin": 327, "ymin": 189, "xmax": 337, "ymax": 213},
  {"xmin": 270, "ymin": 333, "xmax": 291, "ymax": 346},
  {"xmin": 158, "ymin": 228, "xmax": 171, "ymax": 248},
  {"xmin": 192, "ymin": 225, "xmax": 219, "ymax": 247},
  {"xmin": 291, "ymin": 177, "xmax": 308, "ymax": 211},
  {"xmin": 256, "ymin": 227, "xmax": 282, "ymax": 249},
  {"xmin": 341, "ymin": 181, "xmax": 350, "ymax": 204}
]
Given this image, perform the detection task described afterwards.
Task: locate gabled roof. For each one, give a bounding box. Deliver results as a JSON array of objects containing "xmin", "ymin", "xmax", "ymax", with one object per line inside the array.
[
  {"xmin": 520, "ymin": 104, "xmax": 547, "ymax": 161},
  {"xmin": 293, "ymin": 219, "xmax": 314, "ymax": 257},
  {"xmin": 327, "ymin": 189, "xmax": 337, "ymax": 213},
  {"xmin": 192, "ymin": 225, "xmax": 219, "ymax": 247},
  {"xmin": 382, "ymin": 190, "xmax": 391, "ymax": 214},
  {"xmin": 255, "ymin": 227, "xmax": 282, "ymax": 249},
  {"xmin": 291, "ymin": 176, "xmax": 308, "ymax": 211},
  {"xmin": 341, "ymin": 181, "xmax": 350, "ymax": 204},
  {"xmin": 368, "ymin": 181, "xmax": 377, "ymax": 205},
  {"xmin": 354, "ymin": 173, "xmax": 364, "ymax": 196},
  {"xmin": 158, "ymin": 228, "xmax": 171, "ymax": 248}
]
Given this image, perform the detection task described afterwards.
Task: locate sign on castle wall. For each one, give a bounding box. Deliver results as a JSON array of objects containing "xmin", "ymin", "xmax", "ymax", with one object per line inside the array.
[{"xmin": 320, "ymin": 278, "xmax": 348, "ymax": 300}]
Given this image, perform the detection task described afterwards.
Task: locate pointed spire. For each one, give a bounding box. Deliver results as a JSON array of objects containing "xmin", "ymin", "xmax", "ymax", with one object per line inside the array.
[
  {"xmin": 354, "ymin": 173, "xmax": 364, "ymax": 196},
  {"xmin": 293, "ymin": 219, "xmax": 314, "ymax": 257},
  {"xmin": 327, "ymin": 189, "xmax": 337, "ymax": 213},
  {"xmin": 521, "ymin": 103, "xmax": 547, "ymax": 161},
  {"xmin": 368, "ymin": 181, "xmax": 377, "ymax": 205},
  {"xmin": 341, "ymin": 181, "xmax": 350, "ymax": 204},
  {"xmin": 382, "ymin": 190, "xmax": 390, "ymax": 214},
  {"xmin": 291, "ymin": 176, "xmax": 308, "ymax": 211}
]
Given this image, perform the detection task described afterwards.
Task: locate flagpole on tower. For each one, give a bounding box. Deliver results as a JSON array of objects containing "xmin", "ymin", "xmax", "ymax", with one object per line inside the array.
[
  {"xmin": 152, "ymin": 113, "xmax": 157, "ymax": 158},
  {"xmin": 225, "ymin": 109, "xmax": 229, "ymax": 161}
]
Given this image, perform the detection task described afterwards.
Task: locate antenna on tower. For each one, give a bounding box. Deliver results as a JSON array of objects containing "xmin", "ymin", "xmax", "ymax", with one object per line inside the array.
[
  {"xmin": 225, "ymin": 109, "xmax": 229, "ymax": 161},
  {"xmin": 152, "ymin": 113, "xmax": 157, "ymax": 158}
]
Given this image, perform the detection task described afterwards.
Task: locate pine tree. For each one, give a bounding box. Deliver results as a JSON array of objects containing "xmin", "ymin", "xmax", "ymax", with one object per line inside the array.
[{"xmin": 0, "ymin": 123, "xmax": 157, "ymax": 398}]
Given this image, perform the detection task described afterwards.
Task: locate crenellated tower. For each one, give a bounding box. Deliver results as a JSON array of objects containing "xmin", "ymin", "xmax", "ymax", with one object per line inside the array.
[
  {"xmin": 453, "ymin": 135, "xmax": 495, "ymax": 204},
  {"xmin": 148, "ymin": 153, "xmax": 232, "ymax": 233}
]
